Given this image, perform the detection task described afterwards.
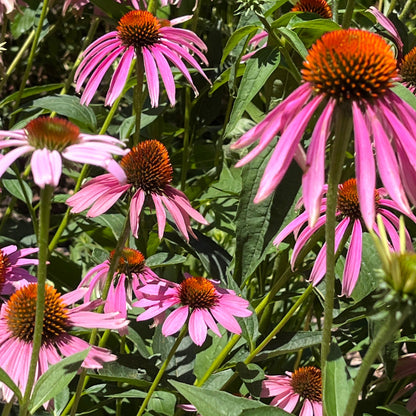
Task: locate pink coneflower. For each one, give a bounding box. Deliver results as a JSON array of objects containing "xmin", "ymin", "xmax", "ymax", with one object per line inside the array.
[
  {"xmin": 134, "ymin": 274, "xmax": 252, "ymax": 346},
  {"xmin": 67, "ymin": 140, "xmax": 208, "ymax": 241},
  {"xmin": 0, "ymin": 245, "xmax": 38, "ymax": 295},
  {"xmin": 79, "ymin": 248, "xmax": 161, "ymax": 335},
  {"xmin": 0, "ymin": 283, "xmax": 128, "ymax": 403},
  {"xmin": 75, "ymin": 10, "xmax": 209, "ymax": 107},
  {"xmin": 241, "ymin": 0, "xmax": 332, "ymax": 62},
  {"xmin": 261, "ymin": 367, "xmax": 322, "ymax": 415},
  {"xmin": 274, "ymin": 179, "xmax": 416, "ymax": 296},
  {"xmin": 231, "ymin": 29, "xmax": 416, "ymax": 230},
  {"xmin": 0, "ymin": 116, "xmax": 126, "ymax": 188}
]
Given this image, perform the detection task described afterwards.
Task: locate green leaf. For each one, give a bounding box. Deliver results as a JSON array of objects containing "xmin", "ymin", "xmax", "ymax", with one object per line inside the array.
[
  {"xmin": 31, "ymin": 95, "xmax": 97, "ymax": 131},
  {"xmin": 324, "ymin": 342, "xmax": 353, "ymax": 416},
  {"xmin": 90, "ymin": 213, "xmax": 126, "ymax": 240},
  {"xmin": 146, "ymin": 252, "xmax": 186, "ymax": 268},
  {"xmin": 291, "ymin": 19, "xmax": 341, "ymax": 31},
  {"xmin": 10, "ymin": 8, "xmax": 36, "ymax": 39},
  {"xmin": 221, "ymin": 25, "xmax": 260, "ymax": 64},
  {"xmin": 28, "ymin": 349, "xmax": 90, "ymax": 413},
  {"xmin": 210, "ymin": 65, "xmax": 246, "ymax": 95},
  {"xmin": 224, "ymin": 47, "xmax": 280, "ymax": 138},
  {"xmin": 392, "ymin": 83, "xmax": 416, "ymax": 111},
  {"xmin": 0, "ymin": 367, "xmax": 22, "ymax": 402},
  {"xmin": 0, "ymin": 84, "xmax": 63, "ymax": 108},
  {"xmin": 253, "ymin": 331, "xmax": 322, "ymax": 362},
  {"xmin": 275, "ymin": 27, "xmax": 308, "ymax": 59},
  {"xmin": 233, "ymin": 145, "xmax": 302, "ymax": 285},
  {"xmin": 148, "ymin": 391, "xmax": 176, "ymax": 416},
  {"xmin": 170, "ymin": 381, "xmax": 293, "ymax": 416},
  {"xmin": 2, "ymin": 178, "xmax": 33, "ymax": 205},
  {"xmin": 377, "ymin": 404, "xmax": 413, "ymax": 416},
  {"xmin": 236, "ymin": 363, "xmax": 265, "ymax": 398}
]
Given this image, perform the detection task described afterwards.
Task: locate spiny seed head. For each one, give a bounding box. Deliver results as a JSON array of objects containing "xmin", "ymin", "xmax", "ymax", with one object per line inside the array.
[
  {"xmin": 302, "ymin": 29, "xmax": 398, "ymax": 102},
  {"xmin": 26, "ymin": 116, "xmax": 80, "ymax": 151},
  {"xmin": 337, "ymin": 178, "xmax": 380, "ymax": 220},
  {"xmin": 400, "ymin": 46, "xmax": 416, "ymax": 90},
  {"xmin": 5, "ymin": 283, "xmax": 70, "ymax": 345},
  {"xmin": 291, "ymin": 0, "xmax": 332, "ymax": 19},
  {"xmin": 290, "ymin": 367, "xmax": 322, "ymax": 402},
  {"xmin": 111, "ymin": 248, "xmax": 146, "ymax": 275},
  {"xmin": 120, "ymin": 140, "xmax": 173, "ymax": 195},
  {"xmin": 0, "ymin": 249, "xmax": 9, "ymax": 292},
  {"xmin": 179, "ymin": 276, "xmax": 219, "ymax": 309},
  {"xmin": 117, "ymin": 10, "xmax": 161, "ymax": 50}
]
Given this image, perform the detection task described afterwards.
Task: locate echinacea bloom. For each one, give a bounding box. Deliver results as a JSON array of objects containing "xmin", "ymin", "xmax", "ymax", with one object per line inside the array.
[
  {"xmin": 261, "ymin": 367, "xmax": 322, "ymax": 415},
  {"xmin": 0, "ymin": 283, "xmax": 128, "ymax": 403},
  {"xmin": 67, "ymin": 140, "xmax": 208, "ymax": 241},
  {"xmin": 134, "ymin": 274, "xmax": 252, "ymax": 346},
  {"xmin": 400, "ymin": 47, "xmax": 416, "ymax": 93},
  {"xmin": 232, "ymin": 29, "xmax": 416, "ymax": 230},
  {"xmin": 79, "ymin": 248, "xmax": 161, "ymax": 334},
  {"xmin": 274, "ymin": 179, "xmax": 416, "ymax": 296},
  {"xmin": 75, "ymin": 10, "xmax": 209, "ymax": 107},
  {"xmin": 0, "ymin": 245, "xmax": 38, "ymax": 295},
  {"xmin": 0, "ymin": 116, "xmax": 126, "ymax": 188},
  {"xmin": 241, "ymin": 0, "xmax": 332, "ymax": 62}
]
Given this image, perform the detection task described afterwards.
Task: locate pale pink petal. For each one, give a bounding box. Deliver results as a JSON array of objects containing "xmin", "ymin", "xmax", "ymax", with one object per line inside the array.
[
  {"xmin": 0, "ymin": 145, "xmax": 33, "ymax": 178},
  {"xmin": 188, "ymin": 309, "xmax": 208, "ymax": 345},
  {"xmin": 300, "ymin": 399, "xmax": 314, "ymax": 416},
  {"xmin": 162, "ymin": 306, "xmax": 189, "ymax": 336}
]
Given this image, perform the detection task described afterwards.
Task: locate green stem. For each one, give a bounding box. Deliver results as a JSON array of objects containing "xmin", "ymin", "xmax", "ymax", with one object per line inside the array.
[
  {"xmin": 10, "ymin": 0, "xmax": 50, "ymax": 126},
  {"xmin": 399, "ymin": 0, "xmax": 413, "ymax": 20},
  {"xmin": 341, "ymin": 0, "xmax": 355, "ymax": 29},
  {"xmin": 321, "ymin": 104, "xmax": 352, "ymax": 415},
  {"xmin": 136, "ymin": 325, "xmax": 188, "ymax": 416},
  {"xmin": 332, "ymin": 0, "xmax": 338, "ymax": 24},
  {"xmin": 0, "ymin": 30, "xmax": 35, "ymax": 93},
  {"xmin": 69, "ymin": 216, "xmax": 131, "ymax": 416},
  {"xmin": 132, "ymin": 53, "xmax": 145, "ymax": 146},
  {"xmin": 221, "ymin": 284, "xmax": 314, "ymax": 391},
  {"xmin": 19, "ymin": 185, "xmax": 53, "ymax": 416},
  {"xmin": 342, "ymin": 308, "xmax": 410, "ymax": 416},
  {"xmin": 146, "ymin": 0, "xmax": 157, "ymax": 15}
]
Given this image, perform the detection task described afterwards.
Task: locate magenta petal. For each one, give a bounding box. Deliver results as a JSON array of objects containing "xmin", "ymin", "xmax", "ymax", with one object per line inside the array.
[
  {"xmin": 152, "ymin": 194, "xmax": 167, "ymax": 240},
  {"xmin": 342, "ymin": 219, "xmax": 362, "ymax": 297},
  {"xmin": 130, "ymin": 190, "xmax": 145, "ymax": 238},
  {"xmin": 353, "ymin": 101, "xmax": 376, "ymax": 229},
  {"xmin": 188, "ymin": 309, "xmax": 208, "ymax": 345},
  {"xmin": 162, "ymin": 306, "xmax": 189, "ymax": 336},
  {"xmin": 151, "ymin": 46, "xmax": 176, "ymax": 106},
  {"xmin": 143, "ymin": 47, "xmax": 160, "ymax": 107}
]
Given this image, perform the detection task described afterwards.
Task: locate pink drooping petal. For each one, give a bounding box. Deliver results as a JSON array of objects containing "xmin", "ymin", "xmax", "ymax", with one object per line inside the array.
[
  {"xmin": 106, "ymin": 46, "xmax": 135, "ymax": 106},
  {"xmin": 162, "ymin": 305, "xmax": 189, "ymax": 336},
  {"xmin": 188, "ymin": 309, "xmax": 208, "ymax": 346},
  {"xmin": 303, "ymin": 98, "xmax": 335, "ymax": 227},
  {"xmin": 152, "ymin": 194, "xmax": 167, "ymax": 240},
  {"xmin": 31, "ymin": 148, "xmax": 62, "ymax": 188},
  {"xmin": 210, "ymin": 306, "xmax": 242, "ymax": 334},
  {"xmin": 130, "ymin": 190, "xmax": 146, "ymax": 238},
  {"xmin": 254, "ymin": 95, "xmax": 324, "ymax": 203},
  {"xmin": 0, "ymin": 145, "xmax": 33, "ymax": 178},
  {"xmin": 199, "ymin": 308, "xmax": 221, "ymax": 337},
  {"xmin": 160, "ymin": 194, "xmax": 189, "ymax": 240},
  {"xmin": 379, "ymin": 208, "xmax": 413, "ymax": 250},
  {"xmin": 310, "ymin": 217, "xmax": 351, "ymax": 286},
  {"xmin": 342, "ymin": 219, "xmax": 362, "ymax": 297},
  {"xmin": 353, "ymin": 101, "xmax": 376, "ymax": 229},
  {"xmin": 142, "ymin": 47, "xmax": 160, "ymax": 107},
  {"xmin": 151, "ymin": 46, "xmax": 176, "ymax": 106}
]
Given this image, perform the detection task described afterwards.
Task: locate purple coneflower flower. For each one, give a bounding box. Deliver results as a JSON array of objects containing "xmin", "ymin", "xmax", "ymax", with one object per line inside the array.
[
  {"xmin": 79, "ymin": 248, "xmax": 161, "ymax": 335},
  {"xmin": 75, "ymin": 10, "xmax": 209, "ymax": 107},
  {"xmin": 134, "ymin": 274, "xmax": 252, "ymax": 346},
  {"xmin": 0, "ymin": 116, "xmax": 126, "ymax": 188},
  {"xmin": 66, "ymin": 139, "xmax": 208, "ymax": 241},
  {"xmin": 0, "ymin": 245, "xmax": 38, "ymax": 295},
  {"xmin": 231, "ymin": 29, "xmax": 416, "ymax": 230},
  {"xmin": 0, "ymin": 283, "xmax": 128, "ymax": 403},
  {"xmin": 261, "ymin": 367, "xmax": 322, "ymax": 415},
  {"xmin": 274, "ymin": 178, "xmax": 416, "ymax": 296}
]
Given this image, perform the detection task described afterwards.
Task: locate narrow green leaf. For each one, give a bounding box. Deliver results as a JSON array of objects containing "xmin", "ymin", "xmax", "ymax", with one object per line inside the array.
[
  {"xmin": 224, "ymin": 47, "xmax": 280, "ymax": 138},
  {"xmin": 170, "ymin": 381, "xmax": 293, "ymax": 416},
  {"xmin": 377, "ymin": 404, "xmax": 413, "ymax": 416},
  {"xmin": 324, "ymin": 342, "xmax": 353, "ymax": 416},
  {"xmin": 392, "ymin": 83, "xmax": 416, "ymax": 111},
  {"xmin": 221, "ymin": 25, "xmax": 260, "ymax": 64},
  {"xmin": 0, "ymin": 84, "xmax": 63, "ymax": 108},
  {"xmin": 31, "ymin": 95, "xmax": 97, "ymax": 131},
  {"xmin": 0, "ymin": 367, "xmax": 22, "ymax": 402},
  {"xmin": 2, "ymin": 178, "xmax": 33, "ymax": 204},
  {"xmin": 28, "ymin": 349, "xmax": 90, "ymax": 413},
  {"xmin": 291, "ymin": 19, "xmax": 342, "ymax": 31},
  {"xmin": 146, "ymin": 252, "xmax": 186, "ymax": 268},
  {"xmin": 233, "ymin": 145, "xmax": 302, "ymax": 285},
  {"xmin": 210, "ymin": 65, "xmax": 246, "ymax": 95},
  {"xmin": 275, "ymin": 27, "xmax": 308, "ymax": 58}
]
